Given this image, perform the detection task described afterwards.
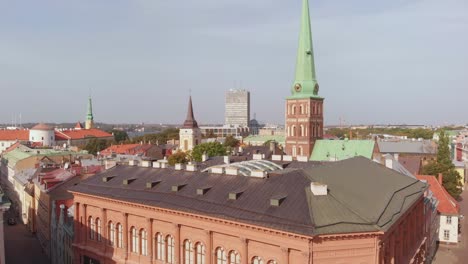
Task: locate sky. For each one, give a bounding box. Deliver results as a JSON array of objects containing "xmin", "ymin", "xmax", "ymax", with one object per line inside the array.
[{"xmin": 0, "ymin": 0, "xmax": 467, "ymax": 126}]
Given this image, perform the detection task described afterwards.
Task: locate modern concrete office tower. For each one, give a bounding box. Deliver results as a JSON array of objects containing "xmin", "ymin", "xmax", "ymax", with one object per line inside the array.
[
  {"xmin": 285, "ymin": 0, "xmax": 324, "ymax": 158},
  {"xmin": 225, "ymin": 89, "xmax": 250, "ymax": 127}
]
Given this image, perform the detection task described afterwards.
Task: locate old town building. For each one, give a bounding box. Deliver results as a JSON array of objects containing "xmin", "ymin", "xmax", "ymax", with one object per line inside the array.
[{"xmin": 71, "ymin": 157, "xmax": 429, "ymax": 264}]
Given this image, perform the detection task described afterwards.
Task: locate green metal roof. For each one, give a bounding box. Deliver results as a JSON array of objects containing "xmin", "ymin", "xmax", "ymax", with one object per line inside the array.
[
  {"xmin": 288, "ymin": 0, "xmax": 321, "ymax": 99},
  {"xmin": 310, "ymin": 140, "xmax": 375, "ymax": 161},
  {"xmin": 2, "ymin": 149, "xmax": 35, "ymax": 168}
]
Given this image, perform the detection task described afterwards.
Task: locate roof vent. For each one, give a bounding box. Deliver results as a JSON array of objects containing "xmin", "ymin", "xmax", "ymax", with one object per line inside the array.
[
  {"xmin": 153, "ymin": 162, "xmax": 161, "ymax": 168},
  {"xmin": 160, "ymin": 162, "xmax": 168, "ymax": 169},
  {"xmin": 140, "ymin": 160, "xmax": 152, "ymax": 168},
  {"xmin": 175, "ymin": 163, "xmax": 185, "ymax": 171},
  {"xmin": 228, "ymin": 191, "xmax": 243, "ymax": 200},
  {"xmin": 196, "ymin": 186, "xmax": 212, "ymax": 195},
  {"xmin": 172, "ymin": 184, "xmax": 187, "ymax": 192},
  {"xmin": 102, "ymin": 176, "xmax": 115, "ymax": 182},
  {"xmin": 186, "ymin": 163, "xmax": 198, "ymax": 171},
  {"xmin": 297, "ymin": 155, "xmax": 308, "ymax": 162},
  {"xmin": 272, "ymin": 155, "xmax": 282, "ymax": 161},
  {"xmin": 253, "ymin": 154, "xmax": 263, "ymax": 160},
  {"xmin": 225, "ymin": 167, "xmax": 239, "ymax": 176},
  {"xmin": 123, "ymin": 178, "xmax": 137, "ymax": 185},
  {"xmin": 270, "ymin": 195, "xmax": 287, "ymax": 206},
  {"xmin": 283, "ymin": 155, "xmax": 293, "ymax": 161},
  {"xmin": 310, "ymin": 182, "xmax": 327, "ymax": 196},
  {"xmin": 211, "ymin": 167, "xmax": 224, "ymax": 174},
  {"xmin": 251, "ymin": 170, "xmax": 267, "ymax": 178},
  {"xmin": 146, "ymin": 180, "xmax": 162, "ymax": 189},
  {"xmin": 129, "ymin": 160, "xmax": 139, "ymax": 166}
]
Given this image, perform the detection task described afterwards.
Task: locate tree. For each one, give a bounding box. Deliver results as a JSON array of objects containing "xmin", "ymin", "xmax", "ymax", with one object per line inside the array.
[
  {"xmin": 168, "ymin": 151, "xmax": 188, "ymax": 166},
  {"xmin": 111, "ymin": 130, "xmax": 129, "ymax": 143},
  {"xmin": 421, "ymin": 130, "xmax": 462, "ymax": 199},
  {"xmin": 83, "ymin": 138, "xmax": 110, "ymax": 155},
  {"xmin": 224, "ymin": 135, "xmax": 239, "ymax": 148},
  {"xmin": 192, "ymin": 142, "xmax": 227, "ymax": 162}
]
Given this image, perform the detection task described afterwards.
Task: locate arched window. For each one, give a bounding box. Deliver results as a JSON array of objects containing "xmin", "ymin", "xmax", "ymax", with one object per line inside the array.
[
  {"xmin": 116, "ymin": 223, "xmax": 123, "ymax": 248},
  {"xmin": 167, "ymin": 235, "xmax": 175, "ymax": 264},
  {"xmin": 252, "ymin": 256, "xmax": 264, "ymax": 264},
  {"xmin": 96, "ymin": 218, "xmax": 102, "ymax": 242},
  {"xmin": 195, "ymin": 242, "xmax": 205, "ymax": 264},
  {"xmin": 267, "ymin": 260, "xmax": 278, "ymax": 264},
  {"xmin": 287, "ymin": 126, "xmax": 290, "ymax": 137},
  {"xmin": 156, "ymin": 233, "xmax": 165, "ymax": 261},
  {"xmin": 300, "ymin": 125, "xmax": 304, "ymax": 137},
  {"xmin": 88, "ymin": 216, "xmax": 95, "ymax": 240},
  {"xmin": 291, "ymin": 125, "xmax": 296, "ymax": 137},
  {"xmin": 305, "ymin": 127, "xmax": 308, "ymax": 137},
  {"xmin": 292, "ymin": 146, "xmax": 297, "ymax": 157},
  {"xmin": 131, "ymin": 227, "xmax": 139, "ymax": 253},
  {"xmin": 292, "ymin": 105, "xmax": 296, "ymax": 115},
  {"xmin": 299, "ymin": 146, "xmax": 303, "ymax": 156},
  {"xmin": 299, "ymin": 105, "xmax": 303, "ymax": 114},
  {"xmin": 108, "ymin": 221, "xmax": 115, "ymax": 246},
  {"xmin": 141, "ymin": 229, "xmax": 148, "ymax": 256},
  {"xmin": 229, "ymin": 251, "xmax": 241, "ymax": 264},
  {"xmin": 216, "ymin": 247, "xmax": 227, "ymax": 264},
  {"xmin": 184, "ymin": 240, "xmax": 194, "ymax": 264}
]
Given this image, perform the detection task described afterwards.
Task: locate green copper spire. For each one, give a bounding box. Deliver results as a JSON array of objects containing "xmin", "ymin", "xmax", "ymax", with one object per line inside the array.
[
  {"xmin": 289, "ymin": 0, "xmax": 320, "ymax": 99},
  {"xmin": 86, "ymin": 96, "xmax": 93, "ymax": 121}
]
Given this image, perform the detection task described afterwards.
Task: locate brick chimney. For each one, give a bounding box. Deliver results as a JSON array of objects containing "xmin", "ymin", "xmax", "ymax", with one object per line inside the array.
[{"xmin": 438, "ymin": 173, "xmax": 443, "ymax": 185}]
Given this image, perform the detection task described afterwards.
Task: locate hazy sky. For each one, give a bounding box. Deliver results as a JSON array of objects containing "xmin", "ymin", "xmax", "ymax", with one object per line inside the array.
[{"xmin": 1, "ymin": 0, "xmax": 467, "ymax": 126}]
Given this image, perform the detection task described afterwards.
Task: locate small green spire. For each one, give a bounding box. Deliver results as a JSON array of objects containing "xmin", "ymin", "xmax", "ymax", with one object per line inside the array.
[
  {"xmin": 289, "ymin": 0, "xmax": 320, "ymax": 99},
  {"xmin": 86, "ymin": 96, "xmax": 93, "ymax": 121}
]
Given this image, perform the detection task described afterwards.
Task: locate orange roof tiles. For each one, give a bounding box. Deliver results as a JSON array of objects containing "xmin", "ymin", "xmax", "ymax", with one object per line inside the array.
[
  {"xmin": 416, "ymin": 175, "xmax": 459, "ymax": 215},
  {"xmin": 0, "ymin": 130, "xmax": 29, "ymax": 141},
  {"xmin": 55, "ymin": 129, "xmax": 113, "ymax": 140}
]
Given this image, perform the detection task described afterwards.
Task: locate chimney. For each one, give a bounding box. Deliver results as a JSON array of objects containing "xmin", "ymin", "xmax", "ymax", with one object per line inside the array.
[
  {"xmin": 385, "ymin": 155, "xmax": 393, "ymax": 169},
  {"xmin": 393, "ymin": 153, "xmax": 399, "ymax": 161},
  {"xmin": 310, "ymin": 182, "xmax": 327, "ymax": 196},
  {"xmin": 269, "ymin": 141, "xmax": 276, "ymax": 154},
  {"xmin": 438, "ymin": 173, "xmax": 443, "ymax": 185},
  {"xmin": 224, "ymin": 156, "xmax": 230, "ymax": 164},
  {"xmin": 202, "ymin": 153, "xmax": 208, "ymax": 162}
]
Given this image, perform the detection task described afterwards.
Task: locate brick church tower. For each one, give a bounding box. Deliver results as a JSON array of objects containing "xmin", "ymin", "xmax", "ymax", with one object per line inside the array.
[{"xmin": 285, "ymin": 0, "xmax": 324, "ymax": 158}]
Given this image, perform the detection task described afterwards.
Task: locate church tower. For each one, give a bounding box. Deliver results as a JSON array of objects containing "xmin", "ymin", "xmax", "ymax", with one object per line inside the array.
[
  {"xmin": 85, "ymin": 96, "xmax": 94, "ymax": 130},
  {"xmin": 285, "ymin": 0, "xmax": 324, "ymax": 158},
  {"xmin": 179, "ymin": 96, "xmax": 202, "ymax": 151}
]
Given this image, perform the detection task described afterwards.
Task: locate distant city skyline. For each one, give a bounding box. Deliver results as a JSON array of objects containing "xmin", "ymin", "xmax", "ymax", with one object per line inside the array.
[{"xmin": 1, "ymin": 0, "xmax": 467, "ymax": 126}]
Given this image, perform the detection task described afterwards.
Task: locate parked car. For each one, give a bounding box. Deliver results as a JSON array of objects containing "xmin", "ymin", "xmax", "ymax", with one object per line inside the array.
[{"xmin": 7, "ymin": 218, "xmax": 16, "ymax": 225}]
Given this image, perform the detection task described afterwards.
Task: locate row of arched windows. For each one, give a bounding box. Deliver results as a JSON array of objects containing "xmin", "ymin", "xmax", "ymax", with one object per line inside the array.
[
  {"xmin": 287, "ymin": 124, "xmax": 322, "ymax": 138},
  {"xmin": 87, "ymin": 217, "xmax": 278, "ymax": 264},
  {"xmin": 288, "ymin": 103, "xmax": 322, "ymax": 116}
]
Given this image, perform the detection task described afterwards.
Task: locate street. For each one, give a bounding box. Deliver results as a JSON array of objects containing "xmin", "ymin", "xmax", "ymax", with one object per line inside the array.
[
  {"xmin": 433, "ymin": 188, "xmax": 468, "ymax": 264},
  {"xmin": 4, "ymin": 220, "xmax": 49, "ymax": 264}
]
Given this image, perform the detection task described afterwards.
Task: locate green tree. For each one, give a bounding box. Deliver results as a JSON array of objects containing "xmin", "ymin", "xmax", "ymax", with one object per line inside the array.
[
  {"xmin": 83, "ymin": 138, "xmax": 110, "ymax": 155},
  {"xmin": 192, "ymin": 142, "xmax": 226, "ymax": 162},
  {"xmin": 421, "ymin": 130, "xmax": 462, "ymax": 199},
  {"xmin": 224, "ymin": 135, "xmax": 239, "ymax": 148},
  {"xmin": 111, "ymin": 130, "xmax": 129, "ymax": 143},
  {"xmin": 168, "ymin": 151, "xmax": 188, "ymax": 166}
]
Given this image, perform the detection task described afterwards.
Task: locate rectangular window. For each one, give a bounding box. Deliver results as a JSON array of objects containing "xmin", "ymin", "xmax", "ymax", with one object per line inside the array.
[
  {"xmin": 444, "ymin": 230, "xmax": 450, "ymax": 240},
  {"xmin": 446, "ymin": 216, "xmax": 452, "ymax": 225}
]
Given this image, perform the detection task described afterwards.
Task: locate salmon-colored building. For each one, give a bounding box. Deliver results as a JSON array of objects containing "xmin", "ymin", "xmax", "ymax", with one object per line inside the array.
[{"xmin": 70, "ymin": 157, "xmax": 429, "ymax": 264}]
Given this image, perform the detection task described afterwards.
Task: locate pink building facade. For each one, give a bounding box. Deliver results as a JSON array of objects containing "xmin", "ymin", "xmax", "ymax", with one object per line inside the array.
[{"xmin": 71, "ymin": 157, "xmax": 429, "ymax": 264}]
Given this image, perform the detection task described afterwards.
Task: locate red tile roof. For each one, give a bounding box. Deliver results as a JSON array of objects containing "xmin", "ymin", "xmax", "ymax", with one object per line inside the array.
[
  {"xmin": 416, "ymin": 175, "xmax": 459, "ymax": 215},
  {"xmin": 0, "ymin": 130, "xmax": 29, "ymax": 141},
  {"xmin": 32, "ymin": 123, "xmax": 53, "ymax": 131},
  {"xmin": 100, "ymin": 144, "xmax": 153, "ymax": 156},
  {"xmin": 55, "ymin": 129, "xmax": 113, "ymax": 140}
]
